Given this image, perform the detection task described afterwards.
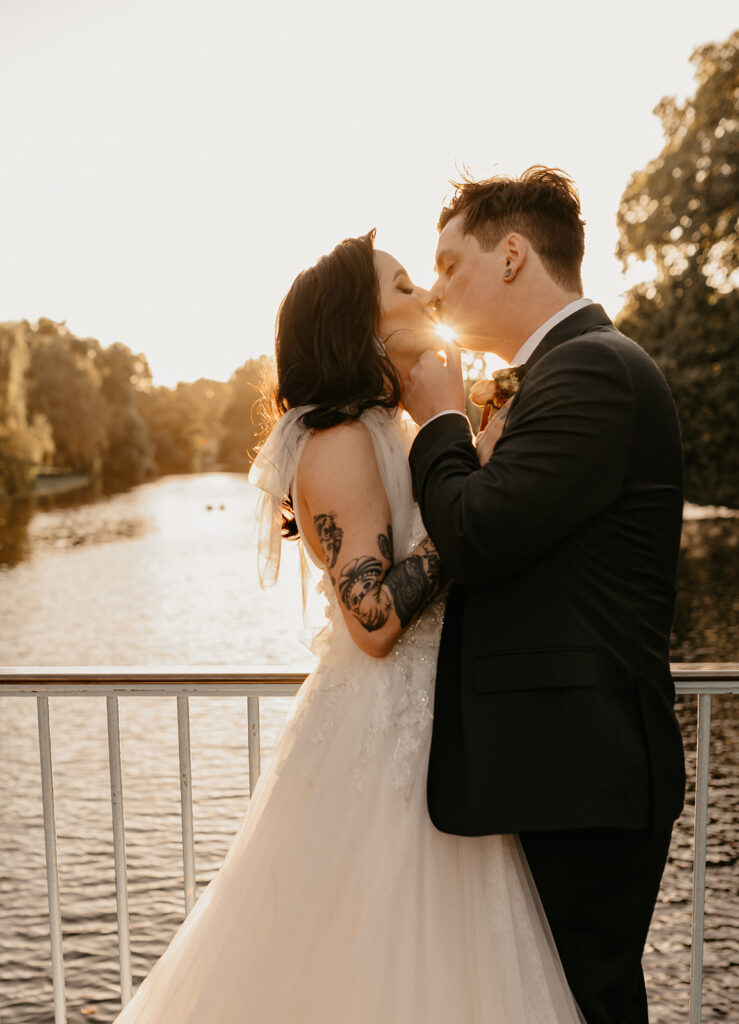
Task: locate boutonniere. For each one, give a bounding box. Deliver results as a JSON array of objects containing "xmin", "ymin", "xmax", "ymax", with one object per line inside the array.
[{"xmin": 469, "ymin": 365, "xmax": 526, "ymax": 430}]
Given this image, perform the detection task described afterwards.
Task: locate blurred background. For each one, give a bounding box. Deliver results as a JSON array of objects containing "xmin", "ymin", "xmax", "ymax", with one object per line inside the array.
[{"xmin": 0, "ymin": 2, "xmax": 737, "ymax": 1022}]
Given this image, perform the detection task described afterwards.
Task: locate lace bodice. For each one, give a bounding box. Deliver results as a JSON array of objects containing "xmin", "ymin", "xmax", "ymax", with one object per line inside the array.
[{"xmin": 301, "ymin": 568, "xmax": 444, "ymax": 799}]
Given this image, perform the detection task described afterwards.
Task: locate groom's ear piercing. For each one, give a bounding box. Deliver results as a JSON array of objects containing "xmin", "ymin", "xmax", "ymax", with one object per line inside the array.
[{"xmin": 503, "ymin": 268, "xmax": 512, "ymax": 279}]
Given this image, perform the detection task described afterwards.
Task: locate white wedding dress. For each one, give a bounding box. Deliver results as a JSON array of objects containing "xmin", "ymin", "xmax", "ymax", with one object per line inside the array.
[{"xmin": 114, "ymin": 406, "xmax": 583, "ymax": 1023}]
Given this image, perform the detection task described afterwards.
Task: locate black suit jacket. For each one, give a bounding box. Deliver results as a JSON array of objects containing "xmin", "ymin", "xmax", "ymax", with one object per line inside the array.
[{"xmin": 409, "ymin": 304, "xmax": 686, "ymax": 835}]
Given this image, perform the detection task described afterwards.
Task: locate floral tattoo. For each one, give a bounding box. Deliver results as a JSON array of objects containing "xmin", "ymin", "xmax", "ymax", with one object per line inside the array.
[{"xmin": 315, "ymin": 510, "xmax": 444, "ymax": 633}]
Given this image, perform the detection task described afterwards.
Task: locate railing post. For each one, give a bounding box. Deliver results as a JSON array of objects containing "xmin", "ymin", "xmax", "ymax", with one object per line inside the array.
[
  {"xmin": 247, "ymin": 696, "xmax": 261, "ymax": 795},
  {"xmin": 177, "ymin": 695, "xmax": 196, "ymax": 915},
  {"xmin": 106, "ymin": 696, "xmax": 133, "ymax": 1005},
  {"xmin": 36, "ymin": 697, "xmax": 67, "ymax": 1024},
  {"xmin": 689, "ymin": 693, "xmax": 712, "ymax": 1024}
]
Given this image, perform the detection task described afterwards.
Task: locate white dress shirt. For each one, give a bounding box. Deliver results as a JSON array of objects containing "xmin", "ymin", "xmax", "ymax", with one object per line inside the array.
[
  {"xmin": 509, "ymin": 297, "xmax": 593, "ymax": 366},
  {"xmin": 422, "ymin": 298, "xmax": 594, "ymax": 429}
]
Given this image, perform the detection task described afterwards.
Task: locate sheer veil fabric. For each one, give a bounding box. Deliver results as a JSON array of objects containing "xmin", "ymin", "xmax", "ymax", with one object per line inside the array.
[{"xmin": 113, "ymin": 406, "xmax": 584, "ymax": 1024}]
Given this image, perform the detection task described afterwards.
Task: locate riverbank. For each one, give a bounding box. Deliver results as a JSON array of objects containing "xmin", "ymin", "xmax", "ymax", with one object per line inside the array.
[{"xmin": 0, "ymin": 472, "xmax": 92, "ymax": 500}]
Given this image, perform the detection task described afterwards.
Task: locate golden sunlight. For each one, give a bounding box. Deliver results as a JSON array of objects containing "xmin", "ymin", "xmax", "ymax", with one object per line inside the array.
[{"xmin": 434, "ymin": 323, "xmax": 457, "ymax": 343}]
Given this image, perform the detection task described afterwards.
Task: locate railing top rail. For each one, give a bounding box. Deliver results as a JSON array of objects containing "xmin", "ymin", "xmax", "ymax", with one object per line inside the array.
[
  {"xmin": 1, "ymin": 664, "xmax": 738, "ymax": 697},
  {"xmin": 670, "ymin": 664, "xmax": 739, "ymax": 680},
  {"xmin": 0, "ymin": 665, "xmax": 310, "ymax": 684},
  {"xmin": 1, "ymin": 663, "xmax": 737, "ymax": 681},
  {"xmin": 0, "ymin": 666, "xmax": 309, "ymax": 697}
]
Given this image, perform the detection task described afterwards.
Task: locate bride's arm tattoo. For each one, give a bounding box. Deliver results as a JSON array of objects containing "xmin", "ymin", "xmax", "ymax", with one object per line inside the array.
[
  {"xmin": 378, "ymin": 524, "xmax": 393, "ymax": 562},
  {"xmin": 313, "ymin": 513, "xmax": 343, "ymax": 570},
  {"xmin": 331, "ymin": 519, "xmax": 444, "ymax": 634},
  {"xmin": 384, "ymin": 537, "xmax": 443, "ymax": 627},
  {"xmin": 338, "ymin": 556, "xmax": 392, "ymax": 631}
]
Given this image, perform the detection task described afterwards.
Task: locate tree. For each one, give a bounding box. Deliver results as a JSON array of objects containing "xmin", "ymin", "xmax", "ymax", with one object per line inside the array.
[
  {"xmin": 26, "ymin": 321, "xmax": 108, "ymax": 475},
  {"xmin": 218, "ymin": 357, "xmax": 272, "ymax": 470},
  {"xmin": 178, "ymin": 378, "xmax": 232, "ymax": 471},
  {"xmin": 96, "ymin": 341, "xmax": 152, "ymax": 487},
  {"xmin": 23, "ymin": 321, "xmax": 154, "ymax": 489},
  {"xmin": 0, "ymin": 321, "xmax": 54, "ymax": 494},
  {"xmin": 615, "ymin": 31, "xmax": 738, "ymax": 506},
  {"xmin": 139, "ymin": 384, "xmax": 211, "ymax": 475}
]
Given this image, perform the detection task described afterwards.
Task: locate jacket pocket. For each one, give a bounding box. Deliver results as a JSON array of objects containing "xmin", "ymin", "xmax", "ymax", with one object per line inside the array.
[{"xmin": 473, "ymin": 647, "xmax": 599, "ymax": 694}]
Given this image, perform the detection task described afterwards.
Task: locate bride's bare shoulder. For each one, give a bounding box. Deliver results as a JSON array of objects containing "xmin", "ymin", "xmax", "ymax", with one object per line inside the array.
[
  {"xmin": 302, "ymin": 419, "xmax": 374, "ymax": 464},
  {"xmin": 299, "ymin": 419, "xmax": 381, "ymax": 495}
]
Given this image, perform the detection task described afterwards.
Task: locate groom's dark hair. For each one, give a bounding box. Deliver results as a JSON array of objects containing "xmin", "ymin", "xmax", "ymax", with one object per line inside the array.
[{"xmin": 438, "ymin": 166, "xmax": 585, "ymax": 292}]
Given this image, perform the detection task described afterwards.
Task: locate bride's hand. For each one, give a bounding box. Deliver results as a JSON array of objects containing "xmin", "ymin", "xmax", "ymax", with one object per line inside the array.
[
  {"xmin": 476, "ymin": 402, "xmax": 511, "ymax": 465},
  {"xmin": 402, "ymin": 338, "xmax": 465, "ymax": 426}
]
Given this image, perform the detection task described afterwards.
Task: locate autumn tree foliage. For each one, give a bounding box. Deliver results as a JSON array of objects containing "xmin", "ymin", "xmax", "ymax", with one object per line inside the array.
[{"xmin": 616, "ymin": 31, "xmax": 738, "ymax": 506}]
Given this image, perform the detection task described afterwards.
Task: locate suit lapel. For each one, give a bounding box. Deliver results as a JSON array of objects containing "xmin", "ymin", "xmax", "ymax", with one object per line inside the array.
[
  {"xmin": 523, "ymin": 303, "xmax": 613, "ymax": 375},
  {"xmin": 501, "ymin": 304, "xmax": 614, "ymax": 428}
]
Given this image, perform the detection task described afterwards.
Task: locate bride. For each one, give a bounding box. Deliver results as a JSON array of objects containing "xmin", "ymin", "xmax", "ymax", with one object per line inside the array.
[{"xmin": 113, "ymin": 231, "xmax": 583, "ymax": 1023}]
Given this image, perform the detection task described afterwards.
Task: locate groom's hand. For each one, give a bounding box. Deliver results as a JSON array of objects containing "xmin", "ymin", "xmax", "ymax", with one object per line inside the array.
[{"xmin": 402, "ymin": 339, "xmax": 466, "ymax": 427}]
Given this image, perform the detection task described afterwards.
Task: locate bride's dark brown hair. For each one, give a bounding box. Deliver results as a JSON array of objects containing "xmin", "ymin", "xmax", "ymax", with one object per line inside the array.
[{"xmin": 264, "ymin": 229, "xmax": 402, "ymax": 536}]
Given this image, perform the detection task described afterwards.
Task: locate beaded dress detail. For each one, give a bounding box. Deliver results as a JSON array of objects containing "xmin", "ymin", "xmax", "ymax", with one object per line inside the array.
[{"xmin": 113, "ymin": 407, "xmax": 583, "ymax": 1024}]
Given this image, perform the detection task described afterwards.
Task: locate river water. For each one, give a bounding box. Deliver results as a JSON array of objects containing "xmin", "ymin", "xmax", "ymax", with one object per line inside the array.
[{"xmin": 0, "ymin": 474, "xmax": 737, "ymax": 1023}]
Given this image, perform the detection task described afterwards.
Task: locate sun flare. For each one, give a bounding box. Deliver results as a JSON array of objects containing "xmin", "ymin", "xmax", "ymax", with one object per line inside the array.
[{"xmin": 434, "ymin": 323, "xmax": 457, "ymax": 343}]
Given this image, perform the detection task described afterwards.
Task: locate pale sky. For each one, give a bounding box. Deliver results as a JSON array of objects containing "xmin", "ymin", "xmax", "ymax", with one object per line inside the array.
[{"xmin": 0, "ymin": 0, "xmax": 736, "ymax": 387}]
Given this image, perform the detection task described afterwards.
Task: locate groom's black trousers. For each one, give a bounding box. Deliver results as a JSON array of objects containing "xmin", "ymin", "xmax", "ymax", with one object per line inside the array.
[{"xmin": 519, "ymin": 825, "xmax": 673, "ymax": 1024}]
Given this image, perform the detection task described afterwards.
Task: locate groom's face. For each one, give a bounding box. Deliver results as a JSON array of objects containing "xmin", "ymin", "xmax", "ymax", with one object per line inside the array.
[{"xmin": 431, "ymin": 215, "xmax": 508, "ymax": 353}]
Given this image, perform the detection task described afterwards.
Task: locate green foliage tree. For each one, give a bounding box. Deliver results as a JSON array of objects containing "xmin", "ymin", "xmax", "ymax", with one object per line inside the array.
[
  {"xmin": 21, "ymin": 320, "xmax": 153, "ymax": 489},
  {"xmin": 0, "ymin": 420, "xmax": 54, "ymax": 495},
  {"xmin": 218, "ymin": 356, "xmax": 272, "ymax": 470},
  {"xmin": 139, "ymin": 383, "xmax": 211, "ymax": 475},
  {"xmin": 615, "ymin": 31, "xmax": 738, "ymax": 507},
  {"xmin": 26, "ymin": 321, "xmax": 108, "ymax": 475},
  {"xmin": 181, "ymin": 378, "xmax": 233, "ymax": 470},
  {"xmin": 106, "ymin": 405, "xmax": 152, "ymax": 485},
  {"xmin": 96, "ymin": 342, "xmax": 153, "ymax": 488},
  {"xmin": 0, "ymin": 321, "xmax": 54, "ymax": 494}
]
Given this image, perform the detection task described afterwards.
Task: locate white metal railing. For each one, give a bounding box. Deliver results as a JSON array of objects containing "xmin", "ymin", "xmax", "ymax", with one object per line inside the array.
[{"xmin": 1, "ymin": 663, "xmax": 737, "ymax": 1024}]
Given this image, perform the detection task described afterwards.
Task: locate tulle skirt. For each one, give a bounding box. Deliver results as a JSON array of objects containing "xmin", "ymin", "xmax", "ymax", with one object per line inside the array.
[{"xmin": 114, "ymin": 624, "xmax": 583, "ymax": 1023}]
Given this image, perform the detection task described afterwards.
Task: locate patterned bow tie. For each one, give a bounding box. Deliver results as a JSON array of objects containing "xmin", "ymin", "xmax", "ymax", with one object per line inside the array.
[{"xmin": 469, "ymin": 365, "xmax": 527, "ymax": 430}]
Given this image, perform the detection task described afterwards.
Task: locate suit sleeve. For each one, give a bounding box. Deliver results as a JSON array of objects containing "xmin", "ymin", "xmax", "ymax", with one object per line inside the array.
[{"xmin": 408, "ymin": 338, "xmax": 635, "ymax": 585}]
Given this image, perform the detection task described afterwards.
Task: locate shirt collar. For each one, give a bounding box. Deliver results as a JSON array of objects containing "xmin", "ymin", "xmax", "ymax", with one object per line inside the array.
[{"xmin": 512, "ymin": 297, "xmax": 593, "ymax": 366}]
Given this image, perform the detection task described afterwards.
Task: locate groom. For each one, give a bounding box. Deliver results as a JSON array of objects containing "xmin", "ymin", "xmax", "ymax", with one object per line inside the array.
[{"xmin": 402, "ymin": 167, "xmax": 686, "ymax": 1024}]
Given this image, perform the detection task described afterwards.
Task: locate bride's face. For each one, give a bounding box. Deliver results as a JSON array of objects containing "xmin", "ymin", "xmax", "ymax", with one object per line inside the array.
[{"xmin": 374, "ymin": 250, "xmax": 439, "ymax": 382}]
